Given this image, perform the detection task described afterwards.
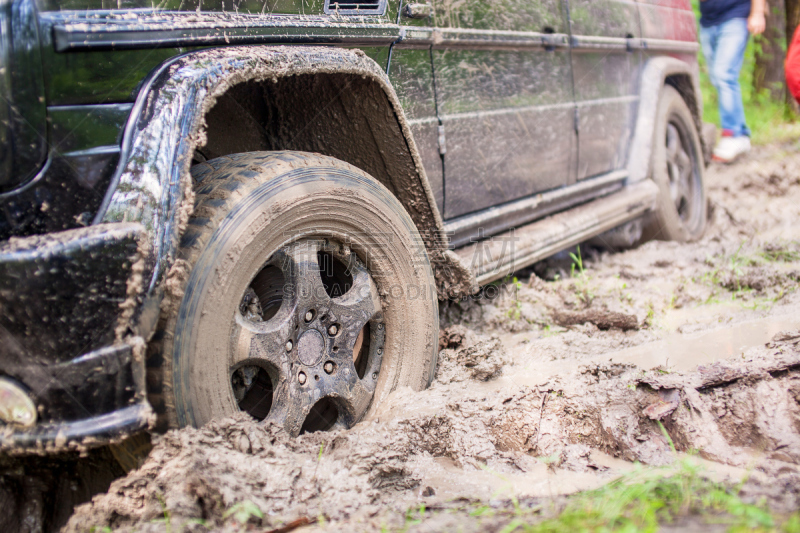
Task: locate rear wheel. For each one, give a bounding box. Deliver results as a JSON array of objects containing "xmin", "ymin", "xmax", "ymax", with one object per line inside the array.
[
  {"xmin": 148, "ymin": 152, "xmax": 438, "ymax": 435},
  {"xmin": 641, "ymin": 85, "xmax": 707, "ymax": 242}
]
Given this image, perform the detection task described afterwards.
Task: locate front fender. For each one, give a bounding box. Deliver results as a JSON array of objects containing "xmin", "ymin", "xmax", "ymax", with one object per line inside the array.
[{"xmin": 93, "ymin": 46, "xmax": 473, "ymax": 322}]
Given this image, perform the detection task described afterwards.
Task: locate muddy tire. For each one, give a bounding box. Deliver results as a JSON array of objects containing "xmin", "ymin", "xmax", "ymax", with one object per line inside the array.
[
  {"xmin": 641, "ymin": 85, "xmax": 707, "ymax": 242},
  {"xmin": 148, "ymin": 152, "xmax": 438, "ymax": 435}
]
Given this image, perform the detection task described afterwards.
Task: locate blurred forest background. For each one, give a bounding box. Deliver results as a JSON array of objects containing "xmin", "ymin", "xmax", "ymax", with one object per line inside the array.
[{"xmin": 692, "ymin": 0, "xmax": 800, "ymax": 143}]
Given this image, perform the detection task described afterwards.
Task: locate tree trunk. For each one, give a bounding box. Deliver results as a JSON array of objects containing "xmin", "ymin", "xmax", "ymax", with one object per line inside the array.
[
  {"xmin": 787, "ymin": 0, "xmax": 800, "ymax": 41},
  {"xmin": 754, "ymin": 0, "xmax": 787, "ymax": 101}
]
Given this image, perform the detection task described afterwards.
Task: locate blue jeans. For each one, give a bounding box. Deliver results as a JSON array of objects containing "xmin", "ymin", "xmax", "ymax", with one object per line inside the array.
[{"xmin": 699, "ymin": 17, "xmax": 751, "ymax": 137}]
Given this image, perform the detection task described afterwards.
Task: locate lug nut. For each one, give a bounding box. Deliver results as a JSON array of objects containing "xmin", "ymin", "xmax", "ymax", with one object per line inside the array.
[
  {"xmin": 285, "ymin": 340, "xmax": 293, "ymax": 352},
  {"xmin": 324, "ymin": 361, "xmax": 334, "ymax": 374},
  {"xmin": 328, "ymin": 324, "xmax": 338, "ymax": 336},
  {"xmin": 305, "ymin": 310, "xmax": 314, "ymax": 322},
  {"xmin": 298, "ymin": 372, "xmax": 307, "ymax": 385},
  {"xmin": 377, "ymin": 348, "xmax": 383, "ymax": 355},
  {"xmin": 377, "ymin": 323, "xmax": 383, "ymax": 330},
  {"xmin": 372, "ymin": 372, "xmax": 378, "ymax": 380}
]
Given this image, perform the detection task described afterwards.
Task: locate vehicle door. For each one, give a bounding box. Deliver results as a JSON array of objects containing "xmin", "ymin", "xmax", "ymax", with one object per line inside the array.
[
  {"xmin": 388, "ymin": 3, "xmax": 444, "ymax": 214},
  {"xmin": 430, "ymin": 0, "xmax": 575, "ymax": 220},
  {"xmin": 0, "ymin": 0, "xmax": 46, "ymax": 192},
  {"xmin": 568, "ymin": 0, "xmax": 641, "ymax": 180}
]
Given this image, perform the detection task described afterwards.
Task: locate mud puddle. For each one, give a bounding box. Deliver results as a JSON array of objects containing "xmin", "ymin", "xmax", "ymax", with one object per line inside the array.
[
  {"xmin": 604, "ymin": 313, "xmax": 800, "ymax": 372},
  {"xmin": 581, "ymin": 307, "xmax": 796, "ymax": 369},
  {"xmin": 394, "ymin": 451, "xmax": 750, "ymax": 504},
  {"xmin": 56, "ymin": 141, "xmax": 800, "ymax": 532},
  {"xmin": 499, "ymin": 311, "xmax": 800, "ymax": 389},
  {"xmin": 411, "ymin": 451, "xmax": 632, "ymax": 502}
]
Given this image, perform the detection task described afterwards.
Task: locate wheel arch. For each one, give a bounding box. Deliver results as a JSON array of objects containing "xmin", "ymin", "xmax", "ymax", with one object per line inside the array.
[
  {"xmin": 664, "ymin": 72, "xmax": 706, "ymax": 156},
  {"xmin": 627, "ymin": 56, "xmax": 708, "ymax": 185},
  {"xmin": 93, "ymin": 46, "xmax": 475, "ymax": 339}
]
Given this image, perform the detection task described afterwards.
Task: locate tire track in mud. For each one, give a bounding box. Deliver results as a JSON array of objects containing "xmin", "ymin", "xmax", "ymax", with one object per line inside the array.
[
  {"xmin": 62, "ymin": 330, "xmax": 800, "ymax": 532},
  {"xmin": 60, "ymin": 144, "xmax": 800, "ymax": 531}
]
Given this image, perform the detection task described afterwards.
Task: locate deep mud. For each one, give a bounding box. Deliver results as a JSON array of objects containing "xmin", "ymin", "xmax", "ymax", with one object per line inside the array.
[{"xmin": 53, "ymin": 143, "xmax": 800, "ymax": 531}]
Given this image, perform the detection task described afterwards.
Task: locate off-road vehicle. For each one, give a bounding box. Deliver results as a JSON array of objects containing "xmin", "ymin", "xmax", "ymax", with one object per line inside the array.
[{"xmin": 0, "ymin": 0, "xmax": 707, "ymax": 452}]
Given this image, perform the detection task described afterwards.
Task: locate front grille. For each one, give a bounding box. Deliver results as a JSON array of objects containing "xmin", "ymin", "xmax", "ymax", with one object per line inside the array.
[{"xmin": 324, "ymin": 0, "xmax": 387, "ymax": 15}]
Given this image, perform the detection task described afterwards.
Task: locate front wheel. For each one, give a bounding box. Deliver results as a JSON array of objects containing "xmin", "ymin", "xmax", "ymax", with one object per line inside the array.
[
  {"xmin": 641, "ymin": 85, "xmax": 707, "ymax": 242},
  {"xmin": 148, "ymin": 152, "xmax": 439, "ymax": 436}
]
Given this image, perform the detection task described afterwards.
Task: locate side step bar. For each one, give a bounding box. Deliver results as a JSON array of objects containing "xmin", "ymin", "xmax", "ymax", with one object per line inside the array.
[{"xmin": 454, "ymin": 180, "xmax": 659, "ymax": 286}]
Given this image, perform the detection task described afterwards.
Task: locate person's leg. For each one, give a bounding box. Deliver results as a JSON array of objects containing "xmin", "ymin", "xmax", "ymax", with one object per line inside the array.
[
  {"xmin": 699, "ymin": 24, "xmax": 720, "ymax": 95},
  {"xmin": 709, "ymin": 17, "xmax": 750, "ymax": 137}
]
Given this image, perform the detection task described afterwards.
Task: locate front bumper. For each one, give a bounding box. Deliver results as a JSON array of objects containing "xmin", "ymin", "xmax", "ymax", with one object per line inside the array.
[{"xmin": 0, "ymin": 223, "xmax": 153, "ymax": 454}]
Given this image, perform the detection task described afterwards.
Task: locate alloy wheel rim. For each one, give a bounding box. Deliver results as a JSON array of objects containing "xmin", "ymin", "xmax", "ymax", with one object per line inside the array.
[
  {"xmin": 664, "ymin": 120, "xmax": 700, "ymax": 226},
  {"xmin": 229, "ymin": 238, "xmax": 385, "ymax": 436}
]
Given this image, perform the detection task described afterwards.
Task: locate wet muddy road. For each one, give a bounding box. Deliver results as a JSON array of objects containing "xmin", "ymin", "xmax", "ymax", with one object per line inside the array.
[{"xmin": 50, "ymin": 143, "xmax": 800, "ymax": 531}]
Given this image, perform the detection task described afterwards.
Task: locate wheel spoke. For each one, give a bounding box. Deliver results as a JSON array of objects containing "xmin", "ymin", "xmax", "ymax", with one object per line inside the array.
[
  {"xmin": 231, "ymin": 312, "xmax": 293, "ymax": 371},
  {"xmin": 281, "ymin": 240, "xmax": 332, "ymax": 316},
  {"xmin": 672, "ymin": 144, "xmax": 693, "ymax": 213},
  {"xmin": 327, "ymin": 373, "xmax": 374, "ymax": 426},
  {"xmin": 263, "ymin": 376, "xmax": 308, "ymax": 436},
  {"xmin": 327, "ymin": 260, "xmax": 381, "ymax": 366},
  {"xmin": 664, "ymin": 122, "xmax": 695, "ymax": 214},
  {"xmin": 676, "ymin": 146, "xmax": 692, "ymax": 172},
  {"xmin": 666, "ymin": 123, "xmax": 681, "ymax": 161},
  {"xmin": 264, "ymin": 353, "xmax": 373, "ymax": 436},
  {"xmin": 677, "ymin": 166, "xmax": 693, "ymax": 212},
  {"xmin": 667, "ymin": 161, "xmax": 681, "ymax": 205}
]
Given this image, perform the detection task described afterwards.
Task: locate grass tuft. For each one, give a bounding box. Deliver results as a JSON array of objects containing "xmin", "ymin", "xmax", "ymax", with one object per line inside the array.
[
  {"xmin": 399, "ymin": 460, "xmax": 800, "ymax": 532},
  {"xmin": 520, "ymin": 459, "xmax": 791, "ymax": 532},
  {"xmin": 569, "ymin": 246, "xmax": 593, "ymax": 306}
]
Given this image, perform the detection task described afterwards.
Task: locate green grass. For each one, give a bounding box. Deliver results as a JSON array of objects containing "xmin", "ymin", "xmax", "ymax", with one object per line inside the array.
[
  {"xmin": 689, "ymin": 240, "xmax": 798, "ymax": 309},
  {"xmin": 223, "ymin": 500, "xmax": 263, "ymax": 525},
  {"xmin": 506, "ymin": 276, "xmax": 524, "ymax": 320},
  {"xmin": 760, "ymin": 244, "xmax": 800, "ymax": 263},
  {"xmin": 691, "ymin": 0, "xmax": 800, "ymax": 145},
  {"xmin": 399, "ymin": 459, "xmax": 800, "ymax": 533},
  {"xmin": 521, "ymin": 459, "xmax": 785, "ymax": 532},
  {"xmin": 569, "ymin": 246, "xmax": 593, "ymax": 305}
]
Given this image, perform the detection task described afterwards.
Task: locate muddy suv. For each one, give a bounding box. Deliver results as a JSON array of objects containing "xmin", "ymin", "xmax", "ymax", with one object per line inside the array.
[{"xmin": 0, "ymin": 0, "xmax": 706, "ymax": 452}]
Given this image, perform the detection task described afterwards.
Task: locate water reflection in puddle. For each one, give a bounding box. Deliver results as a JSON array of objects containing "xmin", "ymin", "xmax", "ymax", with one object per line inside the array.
[{"xmin": 602, "ymin": 314, "xmax": 799, "ymax": 372}]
